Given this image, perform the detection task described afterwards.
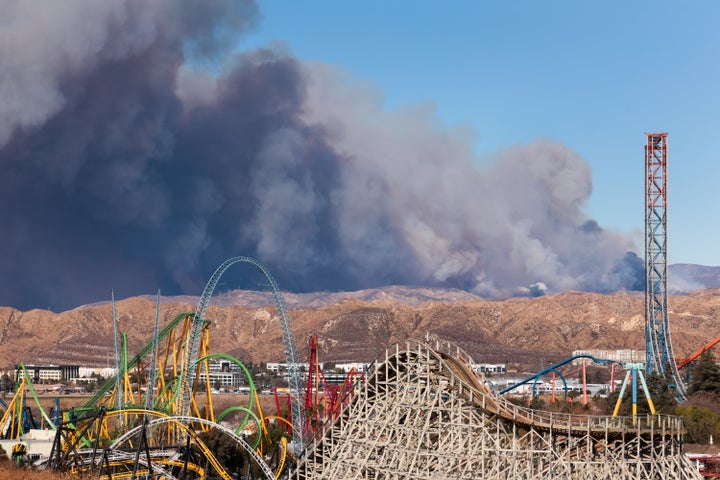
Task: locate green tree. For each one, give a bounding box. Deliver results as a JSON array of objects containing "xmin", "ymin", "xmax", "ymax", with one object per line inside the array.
[
  {"xmin": 266, "ymin": 421, "xmax": 289, "ymax": 445},
  {"xmin": 0, "ymin": 373, "xmax": 11, "ymax": 392},
  {"xmin": 689, "ymin": 350, "xmax": 720, "ymax": 396},
  {"xmin": 644, "ymin": 370, "xmax": 679, "ymax": 414},
  {"xmin": 676, "ymin": 403, "xmax": 720, "ymax": 444},
  {"xmin": 197, "ymin": 429, "xmax": 245, "ymax": 474}
]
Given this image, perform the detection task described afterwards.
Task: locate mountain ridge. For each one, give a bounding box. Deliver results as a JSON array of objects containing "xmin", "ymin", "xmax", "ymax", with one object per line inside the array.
[
  {"xmin": 61, "ymin": 264, "xmax": 720, "ymax": 313},
  {"xmin": 2, "ymin": 284, "xmax": 720, "ymax": 371}
]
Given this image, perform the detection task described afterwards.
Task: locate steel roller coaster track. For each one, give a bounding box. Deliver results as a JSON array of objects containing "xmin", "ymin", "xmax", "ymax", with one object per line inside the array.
[{"xmin": 175, "ymin": 256, "xmax": 305, "ymax": 454}]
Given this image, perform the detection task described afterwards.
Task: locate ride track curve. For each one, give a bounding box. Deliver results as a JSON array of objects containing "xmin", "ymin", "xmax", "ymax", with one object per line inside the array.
[
  {"xmin": 39, "ymin": 411, "xmax": 276, "ymax": 479},
  {"xmin": 38, "ymin": 408, "xmax": 281, "ymax": 479},
  {"xmin": 292, "ymin": 340, "xmax": 700, "ymax": 480},
  {"xmin": 175, "ymin": 256, "xmax": 306, "ymax": 454},
  {"xmin": 83, "ymin": 311, "xmax": 191, "ymax": 408},
  {"xmin": 0, "ymin": 257, "xmax": 300, "ymax": 478},
  {"xmin": 497, "ymin": 353, "xmax": 625, "ymax": 401},
  {"xmin": 676, "ymin": 333, "xmax": 720, "ymax": 370},
  {"xmin": 107, "ymin": 414, "xmax": 276, "ymax": 480}
]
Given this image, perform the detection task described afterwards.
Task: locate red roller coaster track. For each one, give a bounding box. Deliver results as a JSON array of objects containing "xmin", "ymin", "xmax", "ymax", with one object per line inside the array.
[{"xmin": 676, "ymin": 334, "xmax": 720, "ymax": 370}]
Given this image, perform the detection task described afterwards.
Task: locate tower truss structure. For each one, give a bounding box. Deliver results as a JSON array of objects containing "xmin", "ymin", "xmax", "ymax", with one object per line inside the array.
[
  {"xmin": 292, "ymin": 340, "xmax": 699, "ymax": 479},
  {"xmin": 644, "ymin": 133, "xmax": 685, "ymax": 397}
]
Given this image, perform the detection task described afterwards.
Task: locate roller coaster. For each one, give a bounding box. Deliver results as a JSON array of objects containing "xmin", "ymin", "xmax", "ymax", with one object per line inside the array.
[
  {"xmin": 293, "ymin": 340, "xmax": 700, "ymax": 479},
  {"xmin": 1, "ymin": 314, "xmax": 283, "ymax": 478},
  {"xmin": 1, "ymin": 257, "xmax": 303, "ymax": 478},
  {"xmin": 0, "ymin": 257, "xmax": 706, "ymax": 478},
  {"xmin": 676, "ymin": 334, "xmax": 720, "ymax": 370}
]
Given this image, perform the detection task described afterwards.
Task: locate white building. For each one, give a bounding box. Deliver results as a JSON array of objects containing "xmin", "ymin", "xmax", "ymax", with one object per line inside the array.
[
  {"xmin": 197, "ymin": 370, "xmax": 239, "ymax": 387},
  {"xmin": 471, "ymin": 363, "xmax": 507, "ymax": 374},
  {"xmin": 334, "ymin": 362, "xmax": 368, "ymax": 373},
  {"xmin": 78, "ymin": 367, "xmax": 117, "ymax": 378},
  {"xmin": 265, "ymin": 362, "xmax": 310, "ymax": 373},
  {"xmin": 20, "ymin": 364, "xmax": 79, "ymax": 382},
  {"xmin": 571, "ymin": 349, "xmax": 646, "ymax": 365}
]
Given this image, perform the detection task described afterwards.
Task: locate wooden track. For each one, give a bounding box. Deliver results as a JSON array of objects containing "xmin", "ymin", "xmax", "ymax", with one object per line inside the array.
[{"xmin": 291, "ymin": 341, "xmax": 701, "ymax": 480}]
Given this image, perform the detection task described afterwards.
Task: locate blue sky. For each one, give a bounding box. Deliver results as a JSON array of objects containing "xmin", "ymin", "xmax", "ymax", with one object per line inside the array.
[{"xmin": 238, "ymin": 1, "xmax": 720, "ymax": 266}]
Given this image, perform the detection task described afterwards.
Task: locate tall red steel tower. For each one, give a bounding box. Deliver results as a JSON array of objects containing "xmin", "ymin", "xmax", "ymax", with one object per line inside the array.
[{"xmin": 644, "ymin": 132, "xmax": 685, "ymax": 397}]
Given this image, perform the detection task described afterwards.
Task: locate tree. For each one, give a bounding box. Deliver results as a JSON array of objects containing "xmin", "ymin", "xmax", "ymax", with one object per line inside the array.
[
  {"xmin": 197, "ymin": 429, "xmax": 245, "ymax": 474},
  {"xmin": 584, "ymin": 365, "xmax": 609, "ymax": 384},
  {"xmin": 689, "ymin": 350, "xmax": 720, "ymax": 396},
  {"xmin": 676, "ymin": 403, "xmax": 720, "ymax": 444},
  {"xmin": 0, "ymin": 374, "xmax": 12, "ymax": 393},
  {"xmin": 644, "ymin": 370, "xmax": 679, "ymax": 414}
]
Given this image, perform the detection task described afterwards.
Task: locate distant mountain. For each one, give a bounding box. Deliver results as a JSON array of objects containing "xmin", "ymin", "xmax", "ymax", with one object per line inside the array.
[
  {"xmin": 3, "ymin": 286, "xmax": 720, "ymax": 372},
  {"xmin": 138, "ymin": 286, "xmax": 485, "ymax": 310},
  {"xmin": 3, "ymin": 265, "xmax": 719, "ymax": 372},
  {"xmin": 669, "ymin": 264, "xmax": 720, "ymax": 293},
  {"xmin": 73, "ymin": 264, "xmax": 720, "ymax": 310}
]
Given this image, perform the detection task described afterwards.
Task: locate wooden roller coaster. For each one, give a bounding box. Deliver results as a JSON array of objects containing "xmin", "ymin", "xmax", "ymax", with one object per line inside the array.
[{"xmin": 291, "ymin": 339, "xmax": 701, "ymax": 480}]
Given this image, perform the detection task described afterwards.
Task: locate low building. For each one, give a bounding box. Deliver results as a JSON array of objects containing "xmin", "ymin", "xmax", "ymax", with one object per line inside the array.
[
  {"xmin": 265, "ymin": 362, "xmax": 310, "ymax": 373},
  {"xmin": 19, "ymin": 364, "xmax": 79, "ymax": 382},
  {"xmin": 197, "ymin": 370, "xmax": 240, "ymax": 387},
  {"xmin": 78, "ymin": 367, "xmax": 117, "ymax": 378},
  {"xmin": 334, "ymin": 362, "xmax": 368, "ymax": 373},
  {"xmin": 471, "ymin": 363, "xmax": 507, "ymax": 374},
  {"xmin": 571, "ymin": 349, "xmax": 646, "ymax": 365},
  {"xmin": 197, "ymin": 359, "xmax": 254, "ymax": 387}
]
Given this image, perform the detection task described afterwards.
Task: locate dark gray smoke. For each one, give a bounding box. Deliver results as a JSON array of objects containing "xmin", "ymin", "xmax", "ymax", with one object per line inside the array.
[{"xmin": 0, "ymin": 1, "xmax": 642, "ymax": 311}]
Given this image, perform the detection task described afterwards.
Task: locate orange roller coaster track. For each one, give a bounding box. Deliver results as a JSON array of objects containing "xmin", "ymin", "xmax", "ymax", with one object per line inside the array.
[{"xmin": 676, "ymin": 334, "xmax": 720, "ymax": 370}]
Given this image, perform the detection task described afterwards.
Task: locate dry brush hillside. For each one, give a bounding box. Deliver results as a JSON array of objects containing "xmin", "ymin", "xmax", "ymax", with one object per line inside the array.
[{"xmin": 1, "ymin": 287, "xmax": 719, "ymax": 370}]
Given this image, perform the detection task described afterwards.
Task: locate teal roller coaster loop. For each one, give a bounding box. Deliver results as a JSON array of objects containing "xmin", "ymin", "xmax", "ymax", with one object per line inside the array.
[
  {"xmin": 499, "ymin": 354, "xmax": 624, "ymax": 401},
  {"xmin": 176, "ymin": 257, "xmax": 305, "ymax": 455}
]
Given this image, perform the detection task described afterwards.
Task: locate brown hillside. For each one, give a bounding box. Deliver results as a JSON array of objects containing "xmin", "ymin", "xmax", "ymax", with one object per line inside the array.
[{"xmin": 1, "ymin": 288, "xmax": 719, "ymax": 369}]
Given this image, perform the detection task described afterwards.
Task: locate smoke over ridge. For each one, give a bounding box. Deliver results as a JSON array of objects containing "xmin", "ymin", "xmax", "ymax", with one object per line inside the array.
[{"xmin": 0, "ymin": 1, "xmax": 642, "ymax": 311}]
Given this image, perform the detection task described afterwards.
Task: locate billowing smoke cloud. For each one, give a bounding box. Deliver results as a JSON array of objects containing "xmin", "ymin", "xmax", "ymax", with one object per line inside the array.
[{"xmin": 0, "ymin": 1, "xmax": 642, "ymax": 311}]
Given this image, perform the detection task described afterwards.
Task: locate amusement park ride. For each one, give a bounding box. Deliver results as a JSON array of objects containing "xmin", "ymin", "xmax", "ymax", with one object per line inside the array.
[
  {"xmin": 0, "ymin": 256, "xmax": 365, "ymax": 479},
  {"xmin": 644, "ymin": 133, "xmax": 687, "ymax": 398},
  {"xmin": 0, "ymin": 133, "xmax": 716, "ymax": 478}
]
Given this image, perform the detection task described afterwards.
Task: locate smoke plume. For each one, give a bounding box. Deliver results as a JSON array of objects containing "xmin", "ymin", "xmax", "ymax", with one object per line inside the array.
[{"xmin": 0, "ymin": 1, "xmax": 642, "ymax": 311}]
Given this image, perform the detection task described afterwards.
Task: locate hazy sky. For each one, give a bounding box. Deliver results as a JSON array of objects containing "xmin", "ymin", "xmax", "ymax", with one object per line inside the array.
[
  {"xmin": 0, "ymin": 1, "xmax": 716, "ymax": 311},
  {"xmin": 239, "ymin": 1, "xmax": 720, "ymax": 266}
]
